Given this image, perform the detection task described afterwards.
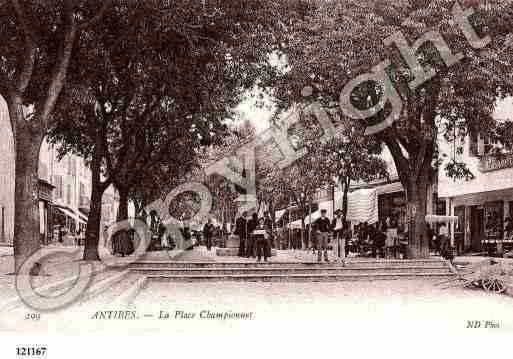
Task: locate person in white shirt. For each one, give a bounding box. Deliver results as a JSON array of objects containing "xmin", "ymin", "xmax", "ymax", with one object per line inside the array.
[{"xmin": 252, "ymin": 218, "xmax": 270, "ymax": 262}]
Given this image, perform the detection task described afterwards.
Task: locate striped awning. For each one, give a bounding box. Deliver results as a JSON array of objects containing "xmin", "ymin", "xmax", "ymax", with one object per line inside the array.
[
  {"xmin": 55, "ymin": 206, "xmax": 76, "ymax": 220},
  {"xmin": 346, "ymin": 188, "xmax": 378, "ymax": 224}
]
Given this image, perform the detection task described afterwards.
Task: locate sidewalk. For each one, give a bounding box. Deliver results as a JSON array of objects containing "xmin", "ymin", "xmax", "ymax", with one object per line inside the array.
[
  {"xmin": 453, "ymin": 255, "xmax": 513, "ymax": 266},
  {"xmin": 0, "ymin": 244, "xmax": 118, "ymax": 305}
]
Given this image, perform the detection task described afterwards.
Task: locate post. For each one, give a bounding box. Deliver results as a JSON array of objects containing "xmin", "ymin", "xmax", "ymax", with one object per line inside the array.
[
  {"xmin": 1, "ymin": 205, "xmax": 4, "ymax": 243},
  {"xmin": 449, "ymin": 198, "xmax": 455, "ymax": 248},
  {"xmin": 288, "ymin": 203, "xmax": 291, "ymax": 249},
  {"xmin": 308, "ymin": 202, "xmax": 312, "ymax": 249},
  {"xmin": 331, "ymin": 185, "xmax": 335, "ymax": 219}
]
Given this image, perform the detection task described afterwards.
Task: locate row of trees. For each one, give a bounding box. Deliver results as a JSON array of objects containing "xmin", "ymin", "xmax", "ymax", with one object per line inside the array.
[
  {"xmin": 0, "ymin": 0, "xmax": 309, "ymax": 271},
  {"xmin": 268, "ymin": 0, "xmax": 513, "ymax": 258},
  {"xmin": 255, "ymin": 107, "xmax": 387, "ymax": 246}
]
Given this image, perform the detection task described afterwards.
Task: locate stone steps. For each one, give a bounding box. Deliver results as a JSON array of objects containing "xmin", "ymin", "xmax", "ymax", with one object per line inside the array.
[
  {"xmin": 129, "ymin": 259, "xmax": 449, "ymax": 269},
  {"xmin": 128, "ymin": 258, "xmax": 455, "ymax": 282},
  {"xmin": 131, "ymin": 266, "xmax": 452, "ymax": 276},
  {"xmin": 146, "ymin": 272, "xmax": 455, "ymax": 283}
]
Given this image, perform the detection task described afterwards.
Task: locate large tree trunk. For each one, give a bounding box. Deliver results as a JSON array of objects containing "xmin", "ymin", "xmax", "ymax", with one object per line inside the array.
[
  {"xmin": 404, "ymin": 176, "xmax": 430, "ymax": 259},
  {"xmin": 384, "ymin": 135, "xmax": 434, "ymax": 259},
  {"xmin": 83, "ymin": 142, "xmax": 108, "ymax": 261},
  {"xmin": 341, "ymin": 177, "xmax": 350, "ymax": 221},
  {"xmin": 112, "ymin": 186, "xmax": 132, "ymax": 256},
  {"xmin": 117, "ymin": 188, "xmax": 128, "ymax": 222},
  {"xmin": 83, "ymin": 181, "xmax": 104, "ymax": 260},
  {"xmin": 13, "ymin": 119, "xmax": 44, "ymax": 272}
]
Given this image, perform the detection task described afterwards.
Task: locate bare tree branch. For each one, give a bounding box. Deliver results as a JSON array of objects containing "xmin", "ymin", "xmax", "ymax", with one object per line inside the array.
[
  {"xmin": 36, "ymin": 0, "xmax": 78, "ymax": 127},
  {"xmin": 78, "ymin": 0, "xmax": 114, "ymax": 30},
  {"xmin": 10, "ymin": 0, "xmax": 40, "ymax": 44},
  {"xmin": 0, "ymin": 69, "xmax": 12, "ymax": 100}
]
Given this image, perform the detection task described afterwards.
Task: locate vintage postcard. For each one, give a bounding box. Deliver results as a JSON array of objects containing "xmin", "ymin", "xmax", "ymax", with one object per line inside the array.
[{"xmin": 1, "ymin": 0, "xmax": 512, "ymax": 358}]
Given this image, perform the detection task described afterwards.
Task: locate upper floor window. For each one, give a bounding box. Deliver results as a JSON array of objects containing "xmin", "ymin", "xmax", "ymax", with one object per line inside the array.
[
  {"xmin": 469, "ymin": 131, "xmax": 497, "ymax": 157},
  {"xmin": 67, "ymin": 183, "xmax": 72, "ymax": 205},
  {"xmin": 67, "ymin": 156, "xmax": 77, "ymax": 176},
  {"xmin": 53, "ymin": 175, "xmax": 63, "ymax": 199}
]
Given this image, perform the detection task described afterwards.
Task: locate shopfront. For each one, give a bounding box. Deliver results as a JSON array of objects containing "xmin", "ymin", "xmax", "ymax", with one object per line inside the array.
[
  {"xmin": 443, "ymin": 190, "xmax": 513, "ymax": 254},
  {"xmin": 38, "ymin": 179, "xmax": 55, "ymax": 245},
  {"xmin": 378, "ymin": 191, "xmax": 406, "ymax": 230}
]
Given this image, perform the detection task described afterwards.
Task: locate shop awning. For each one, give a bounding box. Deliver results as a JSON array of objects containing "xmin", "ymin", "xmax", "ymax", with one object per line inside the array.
[
  {"xmin": 425, "ymin": 215, "xmax": 458, "ymax": 224},
  {"xmin": 275, "ymin": 209, "xmax": 286, "ymax": 223},
  {"xmin": 78, "ymin": 211, "xmax": 88, "ymax": 224},
  {"xmin": 55, "ymin": 206, "xmax": 76, "ymax": 220},
  {"xmin": 374, "ymin": 181, "xmax": 404, "ymax": 195}
]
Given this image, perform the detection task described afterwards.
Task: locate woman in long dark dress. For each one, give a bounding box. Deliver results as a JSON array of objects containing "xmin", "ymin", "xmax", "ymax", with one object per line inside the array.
[{"xmin": 113, "ymin": 229, "xmax": 134, "ymax": 257}]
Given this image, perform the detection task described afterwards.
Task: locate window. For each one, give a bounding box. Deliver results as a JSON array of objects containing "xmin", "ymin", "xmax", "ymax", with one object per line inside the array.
[
  {"xmin": 67, "ymin": 156, "xmax": 76, "ymax": 176},
  {"xmin": 102, "ymin": 203, "xmax": 112, "ymax": 222},
  {"xmin": 483, "ymin": 135, "xmax": 494, "ymax": 155},
  {"xmin": 67, "ymin": 184, "xmax": 72, "ymax": 205},
  {"xmin": 470, "ymin": 131, "xmax": 498, "ymax": 157},
  {"xmin": 53, "ymin": 175, "xmax": 63, "ymax": 199}
]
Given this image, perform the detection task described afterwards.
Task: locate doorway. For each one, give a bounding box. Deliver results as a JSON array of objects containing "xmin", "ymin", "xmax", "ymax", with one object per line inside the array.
[{"xmin": 470, "ymin": 206, "xmax": 484, "ymax": 252}]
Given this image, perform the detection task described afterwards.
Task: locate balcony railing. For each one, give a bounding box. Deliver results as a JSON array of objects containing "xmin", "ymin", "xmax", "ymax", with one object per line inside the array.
[{"xmin": 479, "ymin": 153, "xmax": 513, "ymax": 173}]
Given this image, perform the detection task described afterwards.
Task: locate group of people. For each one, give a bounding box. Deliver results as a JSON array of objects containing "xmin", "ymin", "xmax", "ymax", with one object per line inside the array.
[
  {"xmin": 234, "ymin": 211, "xmax": 273, "ymax": 262},
  {"xmin": 310, "ymin": 210, "xmax": 403, "ymax": 261}
]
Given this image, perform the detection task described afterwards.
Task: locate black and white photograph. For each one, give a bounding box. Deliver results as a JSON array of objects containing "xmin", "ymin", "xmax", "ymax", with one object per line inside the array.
[{"xmin": 0, "ymin": 1, "xmax": 512, "ymax": 358}]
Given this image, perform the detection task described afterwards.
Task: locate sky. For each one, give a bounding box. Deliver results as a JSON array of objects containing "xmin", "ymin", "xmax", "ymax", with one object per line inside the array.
[
  {"xmin": 239, "ymin": 93, "xmax": 513, "ymax": 134},
  {"xmin": 493, "ymin": 98, "xmax": 513, "ymax": 120},
  {"xmin": 236, "ymin": 90, "xmax": 275, "ymax": 133}
]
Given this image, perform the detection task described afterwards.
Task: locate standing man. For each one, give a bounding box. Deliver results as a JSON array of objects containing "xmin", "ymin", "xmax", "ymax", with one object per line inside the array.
[
  {"xmin": 332, "ymin": 210, "xmax": 346, "ymax": 259},
  {"xmin": 314, "ymin": 209, "xmax": 331, "ymax": 262},
  {"xmin": 246, "ymin": 213, "xmax": 258, "ymax": 258},
  {"xmin": 103, "ymin": 225, "xmax": 110, "ymax": 252},
  {"xmin": 253, "ymin": 218, "xmax": 271, "ymax": 262},
  {"xmin": 203, "ymin": 218, "xmax": 215, "ymax": 251},
  {"xmin": 439, "ymin": 222, "xmax": 452, "ymax": 261},
  {"xmin": 235, "ymin": 211, "xmax": 248, "ymax": 257},
  {"xmin": 263, "ymin": 211, "xmax": 273, "ymax": 257}
]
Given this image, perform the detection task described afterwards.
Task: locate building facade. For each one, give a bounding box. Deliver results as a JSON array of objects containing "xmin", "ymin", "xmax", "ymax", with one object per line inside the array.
[
  {"xmin": 438, "ymin": 131, "xmax": 513, "ymax": 253},
  {"xmin": 0, "ymin": 95, "xmax": 119, "ymax": 245},
  {"xmin": 0, "ymin": 96, "xmax": 15, "ymax": 243}
]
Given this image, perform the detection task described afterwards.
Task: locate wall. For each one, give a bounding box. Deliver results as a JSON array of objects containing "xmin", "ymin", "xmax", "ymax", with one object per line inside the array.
[
  {"xmin": 438, "ymin": 130, "xmax": 513, "ymax": 199},
  {"xmin": 0, "ymin": 100, "xmax": 119, "ymax": 243},
  {"xmin": 0, "ymin": 96, "xmax": 15, "ymax": 243}
]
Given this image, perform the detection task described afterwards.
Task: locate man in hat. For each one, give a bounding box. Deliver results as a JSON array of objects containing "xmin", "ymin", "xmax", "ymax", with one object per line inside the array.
[
  {"xmin": 235, "ymin": 211, "xmax": 248, "ymax": 257},
  {"xmin": 203, "ymin": 218, "xmax": 216, "ymax": 251},
  {"xmin": 314, "ymin": 209, "xmax": 331, "ymax": 262},
  {"xmin": 332, "ymin": 209, "xmax": 346, "ymax": 259}
]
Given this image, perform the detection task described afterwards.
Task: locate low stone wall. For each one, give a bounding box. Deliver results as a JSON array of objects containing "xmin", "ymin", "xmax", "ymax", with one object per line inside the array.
[{"xmin": 216, "ymin": 247, "xmax": 277, "ymax": 257}]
